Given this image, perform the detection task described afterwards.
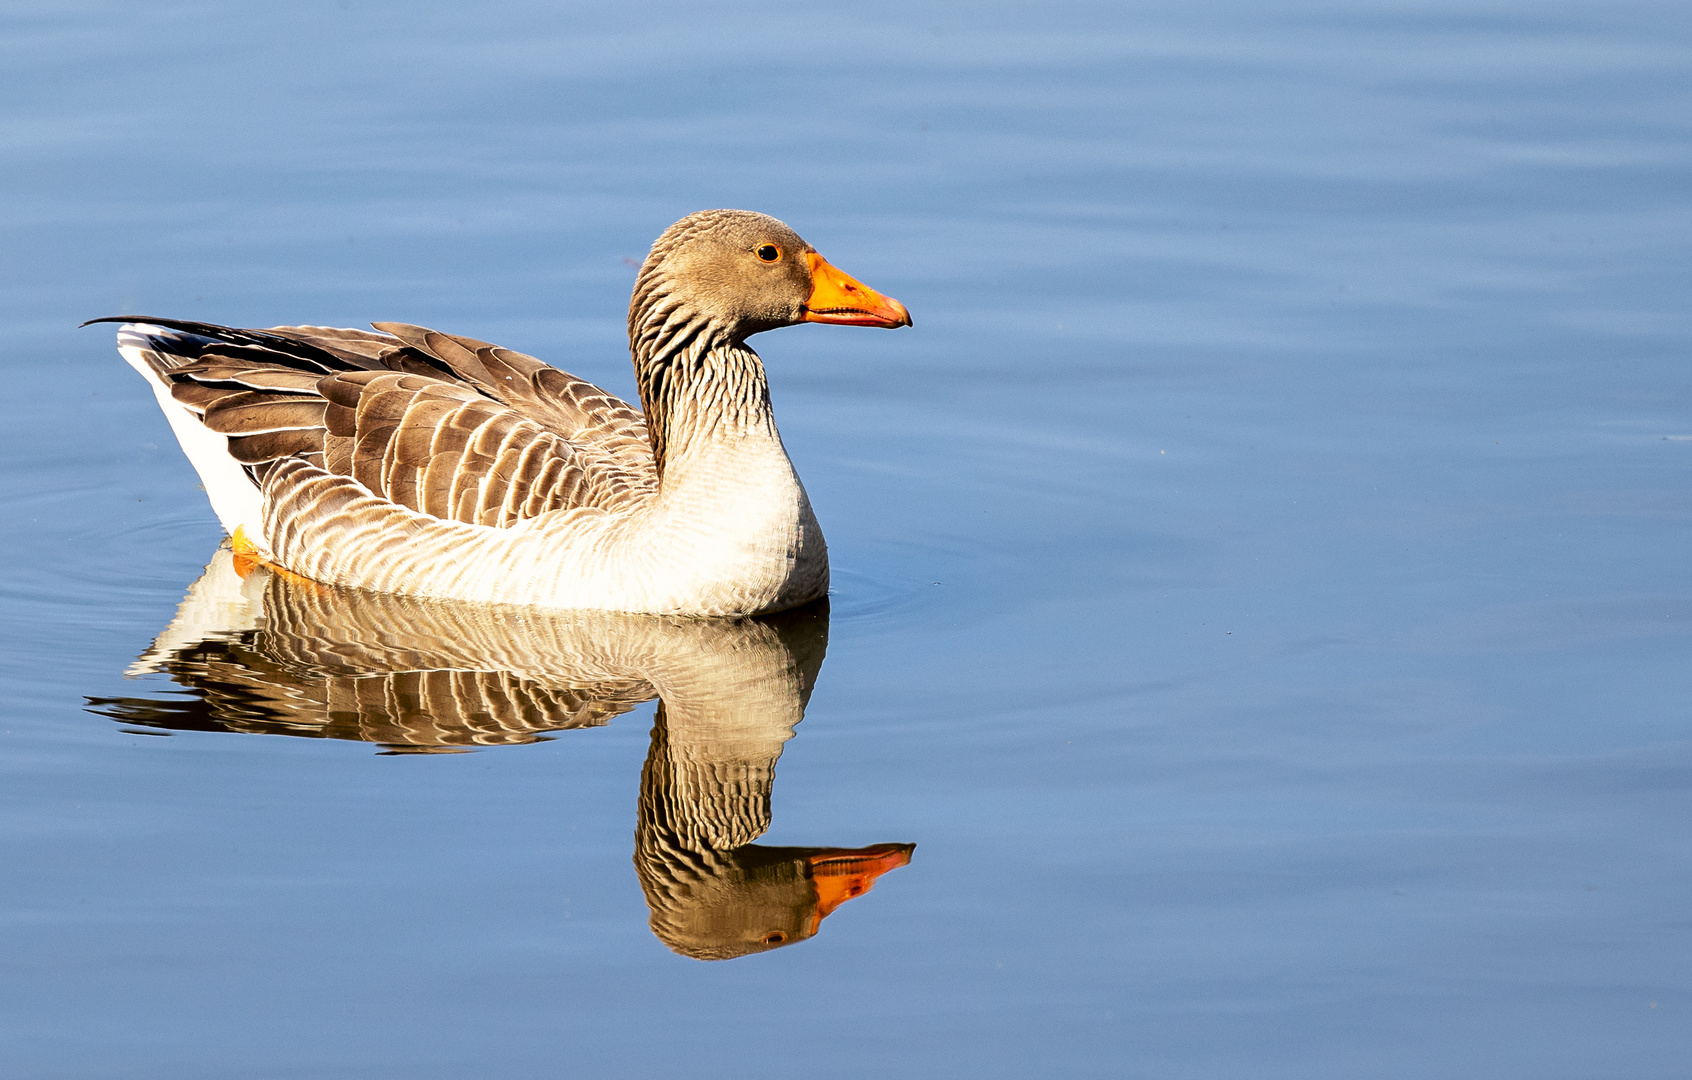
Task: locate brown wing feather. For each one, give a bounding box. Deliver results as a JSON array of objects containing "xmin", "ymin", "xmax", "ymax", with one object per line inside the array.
[
  {"xmin": 124, "ymin": 319, "xmax": 656, "ymax": 526},
  {"xmin": 263, "ymin": 324, "xmax": 407, "ymax": 367},
  {"xmin": 372, "ymin": 322, "xmax": 657, "ymax": 494},
  {"xmin": 227, "ymin": 431, "xmax": 324, "ymax": 464},
  {"xmin": 313, "ymin": 367, "xmax": 616, "ymax": 528},
  {"xmin": 201, "ymin": 398, "xmax": 327, "ymax": 435}
]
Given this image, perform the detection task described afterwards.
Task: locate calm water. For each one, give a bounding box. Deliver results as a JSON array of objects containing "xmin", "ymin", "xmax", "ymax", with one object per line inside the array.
[{"xmin": 3, "ymin": 1, "xmax": 1690, "ymax": 1076}]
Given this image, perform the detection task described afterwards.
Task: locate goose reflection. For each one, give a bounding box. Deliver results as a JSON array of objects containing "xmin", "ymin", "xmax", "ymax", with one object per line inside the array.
[{"xmin": 89, "ymin": 546, "xmax": 914, "ymax": 959}]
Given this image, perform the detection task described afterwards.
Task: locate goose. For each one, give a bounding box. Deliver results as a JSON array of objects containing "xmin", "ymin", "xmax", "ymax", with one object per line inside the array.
[{"xmin": 89, "ymin": 210, "xmax": 911, "ymax": 616}]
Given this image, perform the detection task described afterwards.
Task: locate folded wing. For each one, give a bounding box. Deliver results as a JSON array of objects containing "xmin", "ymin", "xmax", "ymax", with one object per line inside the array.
[{"xmin": 99, "ymin": 317, "xmax": 658, "ymax": 529}]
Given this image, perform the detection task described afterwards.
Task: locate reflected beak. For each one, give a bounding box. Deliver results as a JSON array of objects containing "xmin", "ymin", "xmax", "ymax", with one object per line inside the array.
[
  {"xmin": 803, "ymin": 842, "xmax": 916, "ymax": 934},
  {"xmin": 801, "ymin": 252, "xmax": 913, "ymax": 328}
]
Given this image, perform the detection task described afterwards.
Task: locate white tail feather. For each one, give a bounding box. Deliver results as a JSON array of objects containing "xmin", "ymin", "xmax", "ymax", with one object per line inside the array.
[{"xmin": 118, "ymin": 325, "xmax": 263, "ymax": 540}]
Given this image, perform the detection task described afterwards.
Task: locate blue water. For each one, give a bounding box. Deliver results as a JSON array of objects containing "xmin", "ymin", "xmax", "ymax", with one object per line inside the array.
[{"xmin": 2, "ymin": 1, "xmax": 1689, "ymax": 1076}]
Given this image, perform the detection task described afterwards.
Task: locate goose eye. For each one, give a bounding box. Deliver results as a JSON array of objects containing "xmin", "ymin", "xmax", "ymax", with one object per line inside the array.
[{"xmin": 755, "ymin": 244, "xmax": 781, "ymax": 263}]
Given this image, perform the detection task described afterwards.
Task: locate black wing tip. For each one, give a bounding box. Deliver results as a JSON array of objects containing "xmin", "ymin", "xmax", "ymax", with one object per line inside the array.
[
  {"xmin": 81, "ymin": 315, "xmax": 234, "ymax": 333},
  {"xmin": 82, "ymin": 315, "xmax": 163, "ymax": 328},
  {"xmin": 85, "ymin": 316, "xmax": 388, "ymax": 376}
]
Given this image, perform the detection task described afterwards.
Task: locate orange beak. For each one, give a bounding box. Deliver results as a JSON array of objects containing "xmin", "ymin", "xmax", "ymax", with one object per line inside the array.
[
  {"xmin": 802, "ymin": 842, "xmax": 916, "ymax": 935},
  {"xmin": 801, "ymin": 252, "xmax": 913, "ymax": 328}
]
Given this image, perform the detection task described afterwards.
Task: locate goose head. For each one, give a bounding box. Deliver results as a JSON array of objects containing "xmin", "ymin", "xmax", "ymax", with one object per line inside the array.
[{"xmin": 631, "ymin": 210, "xmax": 912, "ymax": 344}]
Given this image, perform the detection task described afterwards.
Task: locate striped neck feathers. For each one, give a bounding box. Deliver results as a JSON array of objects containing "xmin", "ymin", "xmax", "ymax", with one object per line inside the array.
[{"xmin": 628, "ymin": 260, "xmax": 775, "ymax": 481}]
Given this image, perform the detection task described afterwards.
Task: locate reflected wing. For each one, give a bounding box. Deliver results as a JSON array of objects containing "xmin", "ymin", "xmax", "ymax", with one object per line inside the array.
[
  {"xmin": 90, "ymin": 635, "xmax": 653, "ymax": 752},
  {"xmin": 89, "ymin": 547, "xmax": 659, "ymax": 752}
]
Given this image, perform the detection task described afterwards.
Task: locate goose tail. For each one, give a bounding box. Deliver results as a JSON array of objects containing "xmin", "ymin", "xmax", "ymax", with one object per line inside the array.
[{"xmin": 108, "ymin": 321, "xmax": 265, "ymax": 540}]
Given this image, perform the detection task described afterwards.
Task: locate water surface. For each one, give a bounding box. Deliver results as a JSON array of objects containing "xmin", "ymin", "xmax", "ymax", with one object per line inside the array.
[{"xmin": 1, "ymin": 1, "xmax": 1689, "ymax": 1076}]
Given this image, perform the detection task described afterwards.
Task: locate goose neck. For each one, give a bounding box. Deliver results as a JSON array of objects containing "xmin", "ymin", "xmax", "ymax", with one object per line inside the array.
[{"xmin": 632, "ymin": 327, "xmax": 776, "ymax": 480}]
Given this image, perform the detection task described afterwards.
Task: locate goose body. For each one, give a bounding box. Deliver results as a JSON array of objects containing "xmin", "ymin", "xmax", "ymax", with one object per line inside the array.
[{"xmin": 95, "ymin": 211, "xmax": 910, "ymax": 616}]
